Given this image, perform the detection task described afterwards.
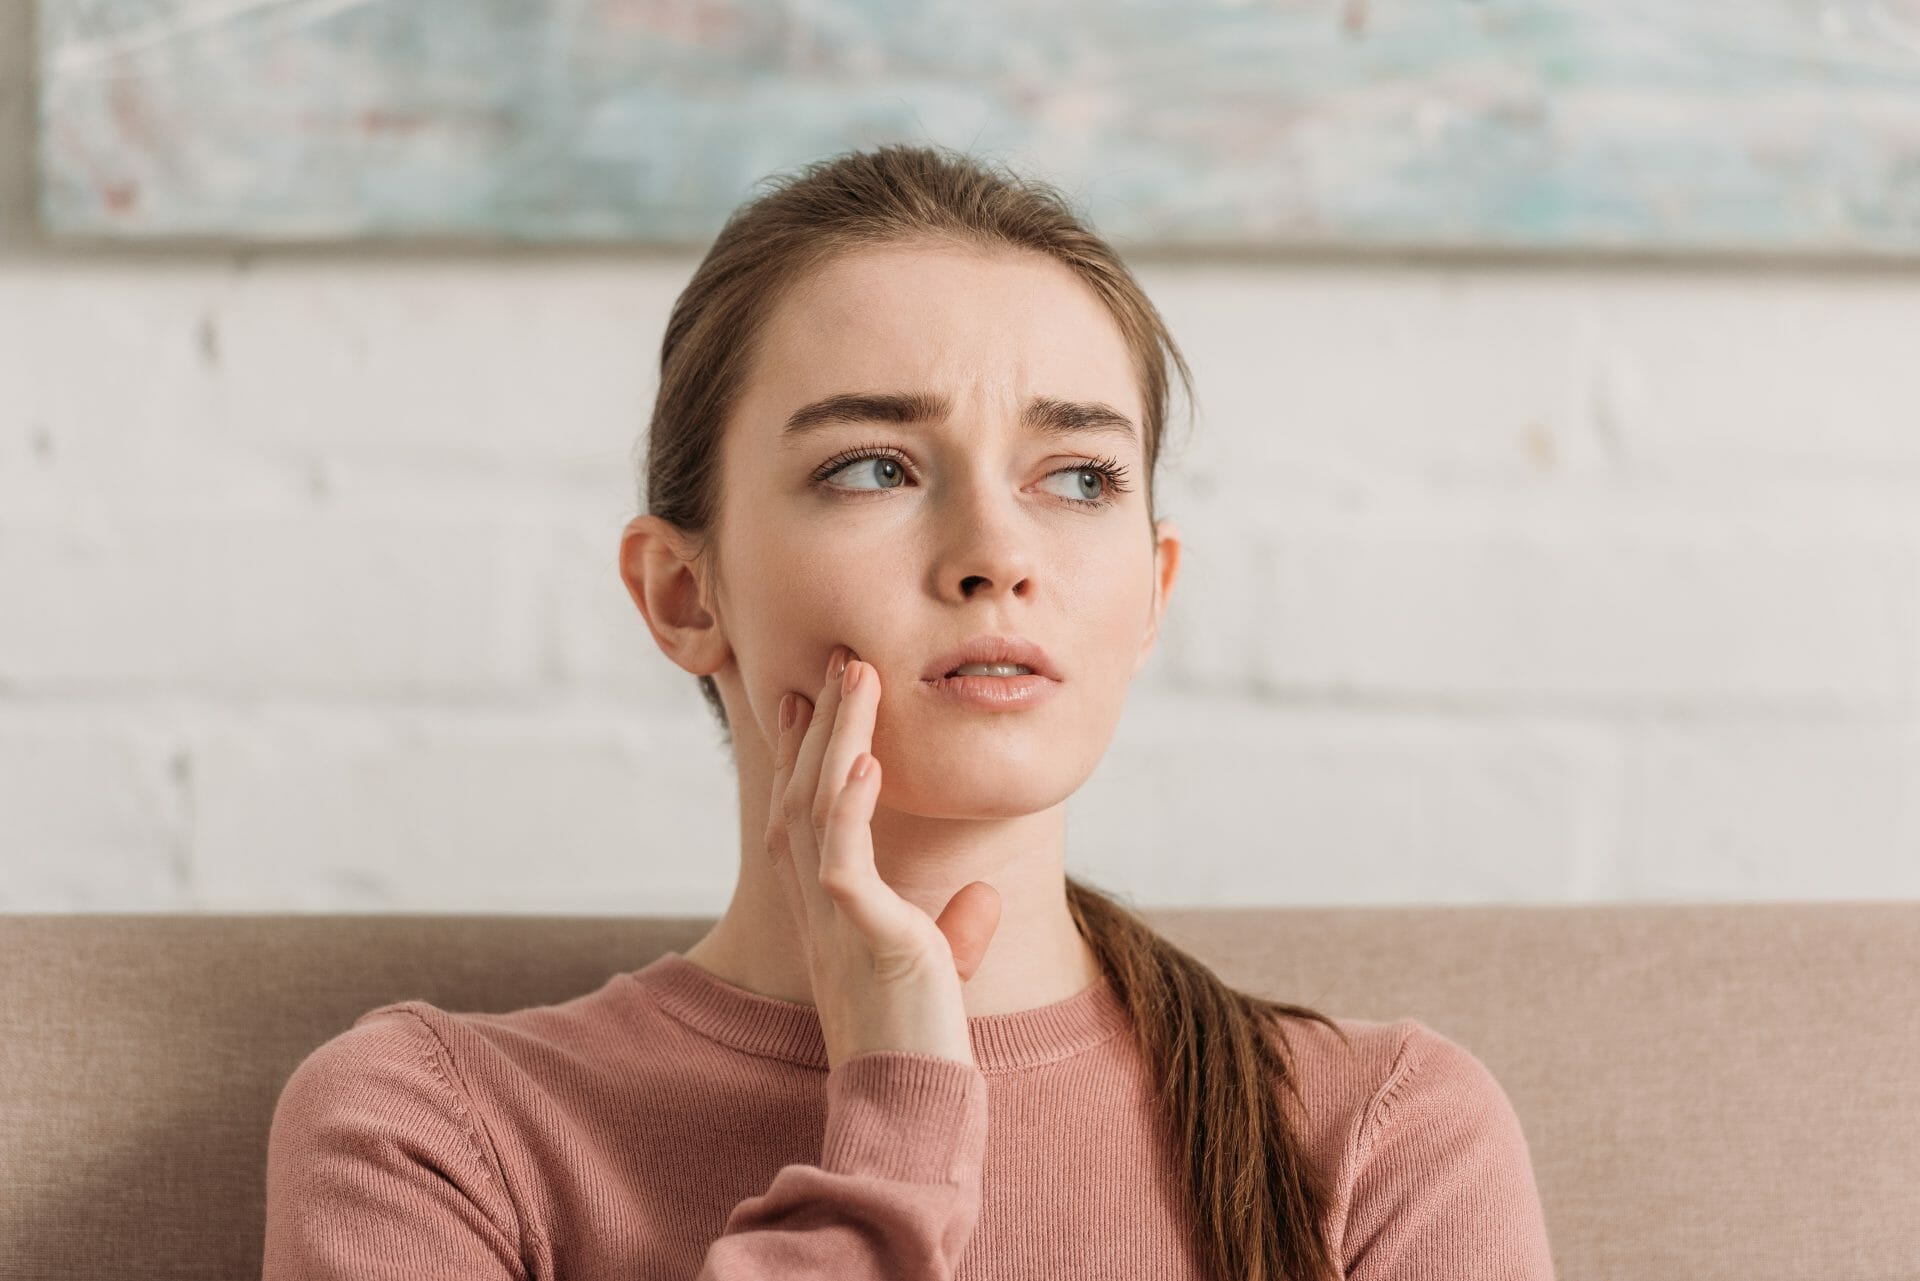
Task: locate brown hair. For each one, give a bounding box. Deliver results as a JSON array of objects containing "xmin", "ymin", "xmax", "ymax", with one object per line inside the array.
[{"xmin": 638, "ymin": 141, "xmax": 1352, "ymax": 1281}]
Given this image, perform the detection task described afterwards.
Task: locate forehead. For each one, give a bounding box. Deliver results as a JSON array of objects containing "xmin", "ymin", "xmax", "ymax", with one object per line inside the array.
[{"xmin": 740, "ymin": 243, "xmax": 1142, "ymax": 432}]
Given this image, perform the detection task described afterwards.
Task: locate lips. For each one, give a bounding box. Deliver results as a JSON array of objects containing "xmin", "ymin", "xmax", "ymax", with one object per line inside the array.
[{"xmin": 921, "ymin": 634, "xmax": 1061, "ymax": 682}]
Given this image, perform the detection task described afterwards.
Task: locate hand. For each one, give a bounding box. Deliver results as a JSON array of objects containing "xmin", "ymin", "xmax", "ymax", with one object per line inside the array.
[{"xmin": 765, "ymin": 644, "xmax": 1003, "ymax": 1069}]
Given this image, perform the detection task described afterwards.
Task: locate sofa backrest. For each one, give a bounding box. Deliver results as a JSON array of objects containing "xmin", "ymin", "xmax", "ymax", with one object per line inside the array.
[{"xmin": 1, "ymin": 903, "xmax": 1913, "ymax": 1279}]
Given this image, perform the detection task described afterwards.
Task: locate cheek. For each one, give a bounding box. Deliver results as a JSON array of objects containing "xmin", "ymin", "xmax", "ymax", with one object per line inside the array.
[
  {"xmin": 734, "ymin": 529, "xmax": 860, "ymax": 634},
  {"xmin": 733, "ymin": 565, "xmax": 893, "ymax": 720},
  {"xmin": 1064, "ymin": 560, "xmax": 1156, "ymax": 648}
]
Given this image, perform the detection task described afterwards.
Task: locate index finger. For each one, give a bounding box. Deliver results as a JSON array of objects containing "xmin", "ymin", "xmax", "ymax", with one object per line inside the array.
[
  {"xmin": 816, "ymin": 658, "xmax": 879, "ymax": 828},
  {"xmin": 789, "ymin": 647, "xmax": 852, "ymax": 826}
]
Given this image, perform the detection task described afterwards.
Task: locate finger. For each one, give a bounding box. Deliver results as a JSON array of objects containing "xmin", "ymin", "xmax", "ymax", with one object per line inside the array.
[
  {"xmin": 816, "ymin": 750, "xmax": 914, "ymax": 947},
  {"xmin": 773, "ymin": 692, "xmax": 822, "ymax": 926},
  {"xmin": 762, "ymin": 694, "xmax": 811, "ymax": 929},
  {"xmin": 783, "ymin": 647, "xmax": 852, "ymax": 910},
  {"xmin": 935, "ymin": 881, "xmax": 1003, "ymax": 982},
  {"xmin": 814, "ymin": 658, "xmax": 880, "ymax": 880},
  {"xmin": 788, "ymin": 647, "xmax": 850, "ymax": 862}
]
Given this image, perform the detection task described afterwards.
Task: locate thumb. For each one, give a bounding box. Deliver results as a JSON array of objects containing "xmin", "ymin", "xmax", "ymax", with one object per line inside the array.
[{"xmin": 935, "ymin": 881, "xmax": 1003, "ymax": 983}]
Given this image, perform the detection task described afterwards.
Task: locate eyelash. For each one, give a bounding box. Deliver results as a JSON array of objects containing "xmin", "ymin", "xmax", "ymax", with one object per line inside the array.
[{"xmin": 809, "ymin": 441, "xmax": 1135, "ymax": 509}]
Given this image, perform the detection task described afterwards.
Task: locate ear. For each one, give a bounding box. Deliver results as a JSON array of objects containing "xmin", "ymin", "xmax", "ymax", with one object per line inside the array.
[
  {"xmin": 619, "ymin": 514, "xmax": 731, "ymax": 677},
  {"xmin": 1134, "ymin": 518, "xmax": 1182, "ymax": 677}
]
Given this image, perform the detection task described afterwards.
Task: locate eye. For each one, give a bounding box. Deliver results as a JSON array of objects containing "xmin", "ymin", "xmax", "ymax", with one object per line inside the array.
[
  {"xmin": 809, "ymin": 444, "xmax": 1133, "ymax": 510},
  {"xmin": 819, "ymin": 451, "xmax": 910, "ymax": 491},
  {"xmin": 1038, "ymin": 455, "xmax": 1133, "ymax": 509},
  {"xmin": 1038, "ymin": 462, "xmax": 1125, "ymax": 507}
]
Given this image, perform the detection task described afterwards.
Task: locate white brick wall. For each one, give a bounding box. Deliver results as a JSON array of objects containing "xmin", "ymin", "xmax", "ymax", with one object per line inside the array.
[
  {"xmin": 3, "ymin": 3, "xmax": 1916, "ymax": 910},
  {"xmin": 6, "ymin": 252, "xmax": 1916, "ymax": 913}
]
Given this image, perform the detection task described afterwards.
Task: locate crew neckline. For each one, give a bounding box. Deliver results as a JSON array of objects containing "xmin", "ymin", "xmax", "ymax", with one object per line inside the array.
[{"xmin": 627, "ymin": 950, "xmax": 1133, "ymax": 1074}]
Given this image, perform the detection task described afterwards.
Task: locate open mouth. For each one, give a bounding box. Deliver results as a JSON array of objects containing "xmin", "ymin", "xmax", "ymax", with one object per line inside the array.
[{"xmin": 924, "ymin": 667, "xmax": 1058, "ymax": 708}]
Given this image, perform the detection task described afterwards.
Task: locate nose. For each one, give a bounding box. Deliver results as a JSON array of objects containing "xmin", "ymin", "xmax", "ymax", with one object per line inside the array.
[{"xmin": 939, "ymin": 486, "xmax": 1034, "ymax": 602}]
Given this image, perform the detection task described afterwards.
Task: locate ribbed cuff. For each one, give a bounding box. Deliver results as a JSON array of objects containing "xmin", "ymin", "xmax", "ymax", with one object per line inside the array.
[{"xmin": 820, "ymin": 1050, "xmax": 989, "ymax": 1186}]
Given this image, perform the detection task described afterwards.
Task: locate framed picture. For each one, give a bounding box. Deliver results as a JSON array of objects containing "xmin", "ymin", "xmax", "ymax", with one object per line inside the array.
[{"xmin": 36, "ymin": 0, "xmax": 1920, "ymax": 253}]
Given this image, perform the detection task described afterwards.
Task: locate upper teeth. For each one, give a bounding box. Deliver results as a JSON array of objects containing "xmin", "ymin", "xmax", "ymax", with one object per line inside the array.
[{"xmin": 950, "ymin": 662, "xmax": 1034, "ymax": 677}]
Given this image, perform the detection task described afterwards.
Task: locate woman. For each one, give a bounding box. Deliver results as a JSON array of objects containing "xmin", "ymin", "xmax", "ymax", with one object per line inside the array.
[{"xmin": 264, "ymin": 143, "xmax": 1556, "ymax": 1280}]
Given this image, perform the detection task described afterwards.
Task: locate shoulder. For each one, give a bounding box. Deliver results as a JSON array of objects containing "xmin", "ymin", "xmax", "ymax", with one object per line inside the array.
[
  {"xmin": 342, "ymin": 969, "xmax": 642, "ymax": 1084},
  {"xmin": 1259, "ymin": 1012, "xmax": 1524, "ymax": 1141},
  {"xmin": 1361, "ymin": 1019, "xmax": 1521, "ymax": 1159},
  {"xmin": 275, "ymin": 1001, "xmax": 504, "ymax": 1181},
  {"xmin": 1257, "ymin": 1008, "xmax": 1411, "ymax": 1132},
  {"xmin": 281, "ymin": 1001, "xmax": 455, "ymax": 1109},
  {"xmin": 299, "ymin": 973, "xmax": 663, "ymax": 1153},
  {"xmin": 276, "ymin": 979, "xmax": 627, "ymax": 1183},
  {"xmin": 1341, "ymin": 1018, "xmax": 1557, "ymax": 1280},
  {"xmin": 268, "ymin": 1002, "xmax": 527, "ymax": 1261},
  {"xmin": 1253, "ymin": 1011, "xmax": 1555, "ymax": 1277}
]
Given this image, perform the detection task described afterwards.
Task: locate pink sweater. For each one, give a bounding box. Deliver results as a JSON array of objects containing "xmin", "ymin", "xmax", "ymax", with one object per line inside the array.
[{"xmin": 262, "ymin": 950, "xmax": 1556, "ymax": 1279}]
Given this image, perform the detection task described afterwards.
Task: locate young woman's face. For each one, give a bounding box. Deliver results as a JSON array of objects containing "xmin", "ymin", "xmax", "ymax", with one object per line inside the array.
[{"xmin": 712, "ymin": 241, "xmax": 1179, "ymax": 819}]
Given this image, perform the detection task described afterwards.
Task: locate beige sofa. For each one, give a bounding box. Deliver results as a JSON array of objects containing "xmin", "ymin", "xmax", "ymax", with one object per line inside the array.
[{"xmin": 2, "ymin": 902, "xmax": 1913, "ymax": 1280}]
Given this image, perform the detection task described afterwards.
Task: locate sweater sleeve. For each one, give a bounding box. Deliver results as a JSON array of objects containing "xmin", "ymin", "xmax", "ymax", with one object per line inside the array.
[
  {"xmin": 1342, "ymin": 1020, "xmax": 1557, "ymax": 1281},
  {"xmin": 261, "ymin": 1009, "xmax": 529, "ymax": 1280},
  {"xmin": 695, "ymin": 1049, "xmax": 990, "ymax": 1280}
]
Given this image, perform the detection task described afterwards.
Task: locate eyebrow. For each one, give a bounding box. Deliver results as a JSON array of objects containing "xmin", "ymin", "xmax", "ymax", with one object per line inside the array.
[{"xmin": 779, "ymin": 390, "xmax": 1138, "ymax": 448}]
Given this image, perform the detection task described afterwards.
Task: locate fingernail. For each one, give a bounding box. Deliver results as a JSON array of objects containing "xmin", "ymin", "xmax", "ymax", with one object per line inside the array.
[
  {"xmin": 778, "ymin": 693, "xmax": 794, "ymax": 734},
  {"xmin": 842, "ymin": 659, "xmax": 860, "ymax": 695},
  {"xmin": 827, "ymin": 645, "xmax": 848, "ymax": 680}
]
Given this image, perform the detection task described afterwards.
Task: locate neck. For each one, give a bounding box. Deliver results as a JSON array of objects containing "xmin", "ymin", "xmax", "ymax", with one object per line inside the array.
[{"xmin": 681, "ymin": 757, "xmax": 1103, "ymax": 1018}]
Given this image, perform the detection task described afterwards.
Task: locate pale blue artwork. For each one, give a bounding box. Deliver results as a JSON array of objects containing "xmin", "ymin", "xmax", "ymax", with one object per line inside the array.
[{"xmin": 35, "ymin": 0, "xmax": 1920, "ymax": 253}]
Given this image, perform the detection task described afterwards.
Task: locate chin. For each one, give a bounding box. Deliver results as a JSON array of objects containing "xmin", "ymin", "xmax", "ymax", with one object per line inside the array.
[{"xmin": 875, "ymin": 759, "xmax": 1077, "ymax": 820}]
